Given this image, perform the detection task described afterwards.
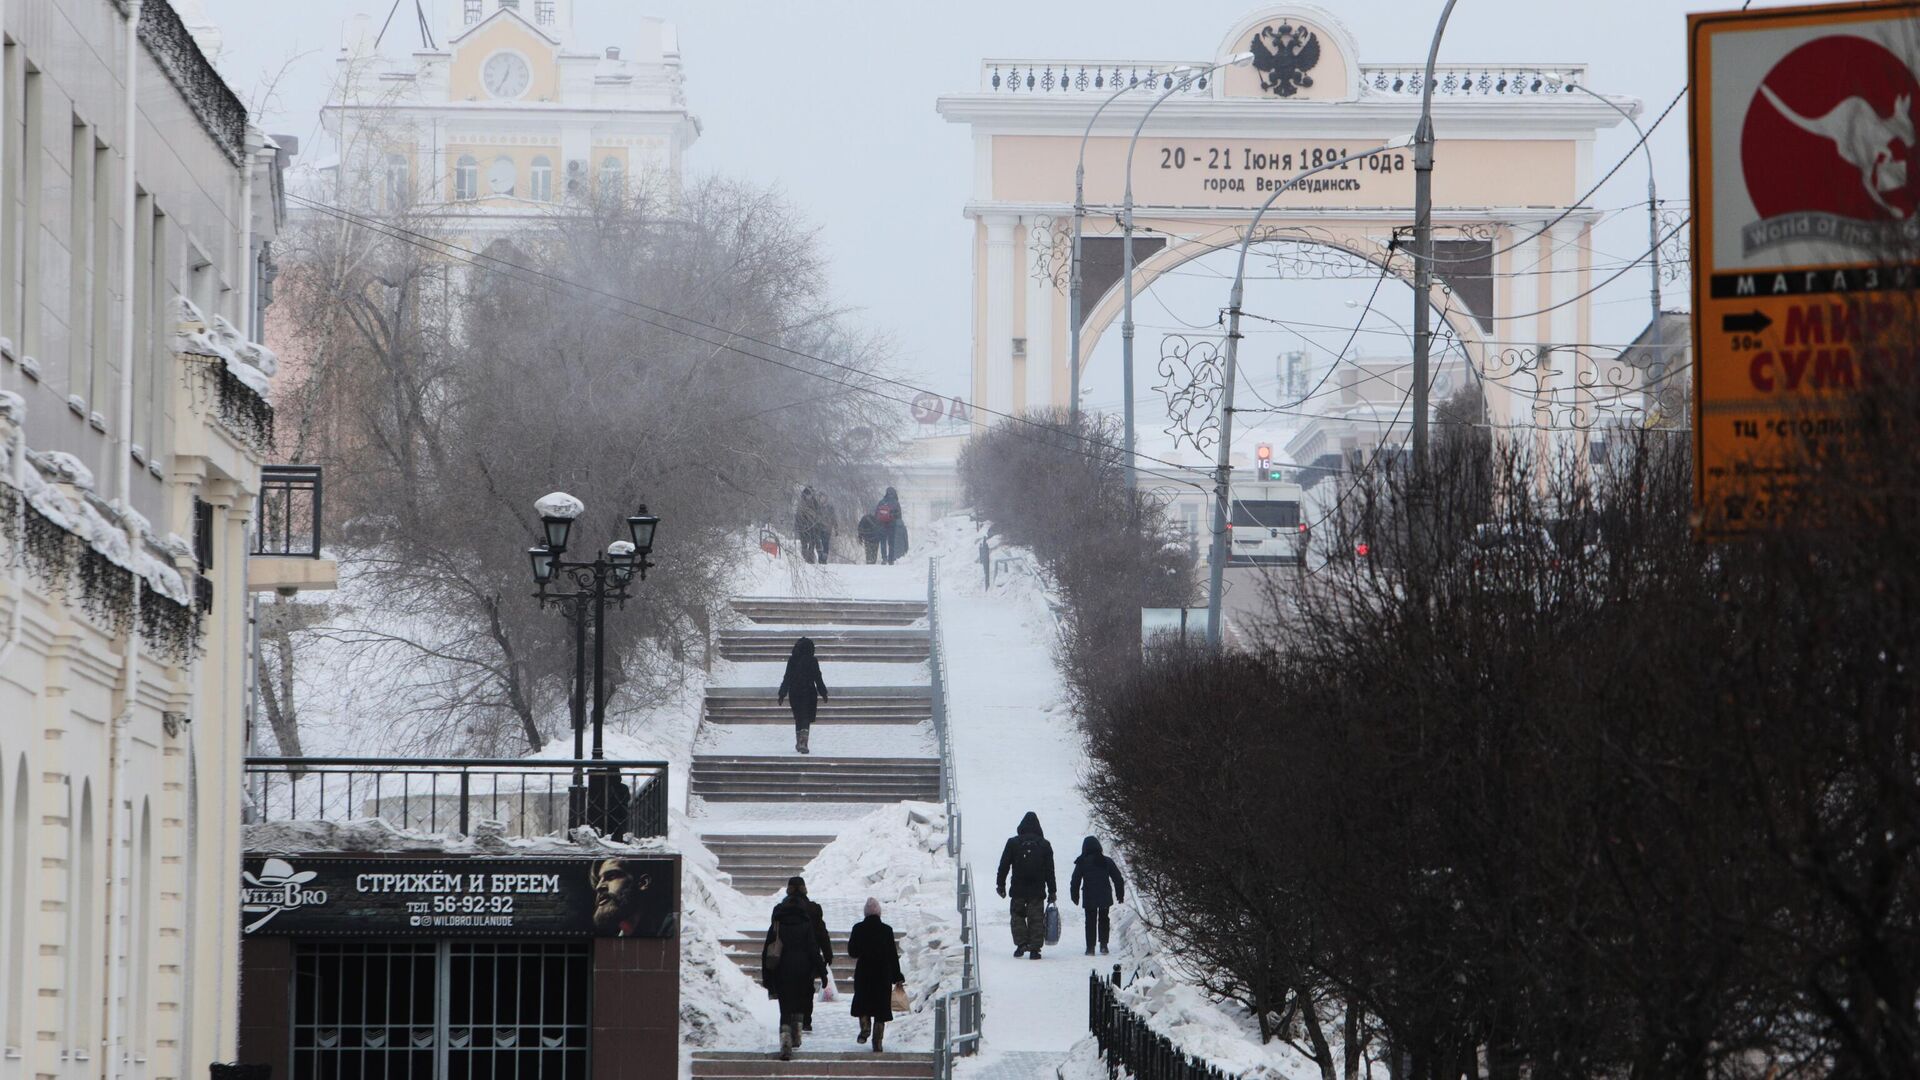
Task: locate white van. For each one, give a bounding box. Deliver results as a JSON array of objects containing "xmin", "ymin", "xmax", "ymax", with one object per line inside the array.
[{"xmin": 1228, "ymin": 499, "xmax": 1305, "ymax": 565}]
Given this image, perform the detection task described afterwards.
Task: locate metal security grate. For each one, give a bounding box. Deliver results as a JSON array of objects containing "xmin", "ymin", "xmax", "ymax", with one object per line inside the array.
[{"xmin": 292, "ymin": 942, "xmax": 590, "ymax": 1080}]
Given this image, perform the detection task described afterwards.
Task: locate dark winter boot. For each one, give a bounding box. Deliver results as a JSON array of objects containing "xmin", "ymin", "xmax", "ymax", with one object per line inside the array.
[
  {"xmin": 857, "ymin": 1017, "xmax": 870, "ymax": 1044},
  {"xmin": 871, "ymin": 1020, "xmax": 886, "ymax": 1053},
  {"xmin": 797, "ymin": 726, "xmax": 810, "ymax": 754},
  {"xmin": 1030, "ymin": 949, "xmax": 1042, "ymax": 960},
  {"xmin": 778, "ymin": 1023, "xmax": 795, "ymax": 1060}
]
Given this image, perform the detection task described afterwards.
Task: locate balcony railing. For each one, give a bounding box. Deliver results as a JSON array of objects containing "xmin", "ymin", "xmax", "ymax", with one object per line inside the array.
[
  {"xmin": 244, "ymin": 757, "xmax": 671, "ymax": 842},
  {"xmin": 254, "ymin": 464, "xmax": 323, "ymax": 558}
]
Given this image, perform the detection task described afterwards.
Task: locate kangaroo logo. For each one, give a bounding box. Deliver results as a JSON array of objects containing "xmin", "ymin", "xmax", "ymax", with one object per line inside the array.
[
  {"xmin": 1738, "ymin": 34, "xmax": 1920, "ymax": 256},
  {"xmin": 1758, "ymin": 84, "xmax": 1914, "ymax": 219}
]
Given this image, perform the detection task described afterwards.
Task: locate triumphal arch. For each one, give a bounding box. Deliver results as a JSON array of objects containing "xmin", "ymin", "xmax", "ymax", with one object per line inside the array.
[{"xmin": 937, "ymin": 5, "xmax": 1646, "ymax": 437}]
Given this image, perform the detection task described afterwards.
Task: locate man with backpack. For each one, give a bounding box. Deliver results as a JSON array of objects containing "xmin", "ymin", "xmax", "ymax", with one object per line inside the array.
[
  {"xmin": 995, "ymin": 811, "xmax": 1056, "ymax": 959},
  {"xmin": 874, "ymin": 487, "xmax": 904, "ymax": 565}
]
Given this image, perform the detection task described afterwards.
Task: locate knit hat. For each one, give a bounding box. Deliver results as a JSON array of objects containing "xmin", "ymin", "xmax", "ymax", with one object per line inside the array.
[{"xmin": 864, "ymin": 896, "xmax": 882, "ymax": 917}]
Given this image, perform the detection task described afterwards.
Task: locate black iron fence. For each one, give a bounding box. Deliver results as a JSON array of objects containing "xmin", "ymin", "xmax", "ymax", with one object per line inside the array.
[
  {"xmin": 1090, "ymin": 971, "xmax": 1240, "ymax": 1080},
  {"xmin": 254, "ymin": 464, "xmax": 323, "ymax": 558},
  {"xmin": 245, "ymin": 757, "xmax": 670, "ymax": 841}
]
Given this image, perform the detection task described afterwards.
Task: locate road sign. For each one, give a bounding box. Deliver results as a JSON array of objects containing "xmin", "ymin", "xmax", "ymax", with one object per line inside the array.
[{"xmin": 1689, "ymin": 1, "xmax": 1920, "ymax": 536}]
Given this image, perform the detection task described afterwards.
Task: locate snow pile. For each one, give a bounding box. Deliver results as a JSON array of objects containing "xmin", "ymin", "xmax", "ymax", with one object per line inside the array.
[
  {"xmin": 673, "ymin": 815, "xmax": 778, "ymax": 1049},
  {"xmin": 173, "ymin": 298, "xmax": 273, "ymax": 398},
  {"xmin": 0, "ymin": 417, "xmax": 191, "ymax": 605},
  {"xmin": 243, "ymin": 816, "xmax": 668, "ymax": 856},
  {"xmin": 534, "ymin": 491, "xmax": 585, "ymax": 520}
]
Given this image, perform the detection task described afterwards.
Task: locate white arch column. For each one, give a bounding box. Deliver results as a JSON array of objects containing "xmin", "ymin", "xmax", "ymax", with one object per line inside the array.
[
  {"xmin": 1547, "ymin": 219, "xmax": 1585, "ymax": 454},
  {"xmin": 1498, "ymin": 219, "xmax": 1546, "ymax": 436},
  {"xmin": 1021, "ymin": 215, "xmax": 1055, "ymax": 412},
  {"xmin": 981, "ymin": 213, "xmax": 1019, "ymax": 419}
]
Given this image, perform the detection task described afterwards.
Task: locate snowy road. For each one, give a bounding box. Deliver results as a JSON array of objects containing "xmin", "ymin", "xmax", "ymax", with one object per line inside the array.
[{"xmin": 934, "ymin": 521, "xmax": 1107, "ymax": 1071}]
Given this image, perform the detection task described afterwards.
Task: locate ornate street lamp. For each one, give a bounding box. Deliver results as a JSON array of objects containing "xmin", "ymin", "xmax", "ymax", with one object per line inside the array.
[{"xmin": 527, "ymin": 493, "xmax": 662, "ymax": 838}]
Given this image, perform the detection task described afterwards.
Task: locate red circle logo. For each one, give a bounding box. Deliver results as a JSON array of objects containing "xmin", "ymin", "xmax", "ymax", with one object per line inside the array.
[{"xmin": 1742, "ymin": 35, "xmax": 1920, "ymax": 224}]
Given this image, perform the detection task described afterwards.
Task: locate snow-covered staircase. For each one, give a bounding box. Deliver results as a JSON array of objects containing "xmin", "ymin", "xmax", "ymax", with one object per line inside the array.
[
  {"xmin": 730, "ymin": 597, "xmax": 927, "ymax": 626},
  {"xmin": 689, "ymin": 1050, "xmax": 936, "ymax": 1078},
  {"xmin": 689, "ymin": 756, "xmax": 941, "ymax": 803},
  {"xmin": 703, "ymin": 688, "xmax": 933, "ymax": 726},
  {"xmin": 704, "ymin": 834, "xmax": 836, "ymax": 896},
  {"xmin": 717, "ymin": 628, "xmax": 931, "ymax": 663}
]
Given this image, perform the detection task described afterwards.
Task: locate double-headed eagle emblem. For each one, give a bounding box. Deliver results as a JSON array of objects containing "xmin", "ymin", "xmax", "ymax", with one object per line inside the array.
[{"xmin": 1250, "ymin": 22, "xmax": 1321, "ymax": 98}]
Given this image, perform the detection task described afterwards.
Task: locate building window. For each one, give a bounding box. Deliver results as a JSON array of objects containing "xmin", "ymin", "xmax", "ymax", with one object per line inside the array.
[
  {"xmin": 454, "ymin": 154, "xmax": 478, "ymax": 200},
  {"xmin": 384, "ymin": 153, "xmax": 409, "ymax": 209},
  {"xmin": 499, "ymin": 0, "xmax": 519, "ymax": 9},
  {"xmin": 463, "ymin": 0, "xmax": 481, "ymax": 22},
  {"xmin": 536, "ymin": 0, "xmax": 555, "ymax": 24},
  {"xmin": 530, "ymin": 155, "xmax": 553, "ymax": 201},
  {"xmin": 599, "ymin": 155, "xmax": 623, "ymax": 196},
  {"xmin": 291, "ymin": 942, "xmax": 589, "ymax": 1080}
]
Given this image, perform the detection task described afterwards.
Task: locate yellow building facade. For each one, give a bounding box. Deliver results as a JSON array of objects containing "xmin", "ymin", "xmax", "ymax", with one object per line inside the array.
[{"xmin": 322, "ymin": 0, "xmax": 699, "ymax": 233}]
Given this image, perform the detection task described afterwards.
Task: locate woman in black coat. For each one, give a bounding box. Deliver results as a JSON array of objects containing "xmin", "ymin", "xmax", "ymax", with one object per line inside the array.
[
  {"xmin": 777, "ymin": 637, "xmax": 829, "ymax": 755},
  {"xmin": 1069, "ymin": 835, "xmax": 1126, "ymax": 956},
  {"xmin": 763, "ymin": 879, "xmax": 829, "ymax": 1060},
  {"xmin": 846, "ymin": 897, "xmax": 906, "ymax": 1052}
]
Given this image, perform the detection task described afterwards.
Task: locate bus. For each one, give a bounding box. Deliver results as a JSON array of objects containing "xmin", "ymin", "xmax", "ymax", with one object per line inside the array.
[{"xmin": 1228, "ymin": 498, "xmax": 1304, "ymax": 565}]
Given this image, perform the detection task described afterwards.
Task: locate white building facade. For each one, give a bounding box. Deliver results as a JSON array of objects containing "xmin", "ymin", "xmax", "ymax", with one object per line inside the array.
[{"xmin": 0, "ymin": 6, "xmax": 312, "ymax": 1080}]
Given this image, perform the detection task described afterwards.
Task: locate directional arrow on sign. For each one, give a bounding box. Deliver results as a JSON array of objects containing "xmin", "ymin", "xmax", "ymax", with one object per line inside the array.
[{"xmin": 1721, "ymin": 311, "xmax": 1771, "ymax": 334}]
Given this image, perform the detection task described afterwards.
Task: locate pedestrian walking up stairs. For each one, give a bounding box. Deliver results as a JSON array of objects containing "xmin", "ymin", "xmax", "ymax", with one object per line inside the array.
[{"xmin": 689, "ymin": 1050, "xmax": 935, "ymax": 1079}]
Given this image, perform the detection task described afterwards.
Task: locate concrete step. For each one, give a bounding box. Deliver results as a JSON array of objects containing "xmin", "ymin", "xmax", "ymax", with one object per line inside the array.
[
  {"xmin": 730, "ymin": 599, "xmax": 928, "ymax": 627},
  {"xmin": 704, "ymin": 694, "xmax": 931, "ymax": 726},
  {"xmin": 691, "ymin": 757, "xmax": 940, "ymax": 804},
  {"xmin": 691, "ymin": 1050, "xmax": 935, "ymax": 1078}
]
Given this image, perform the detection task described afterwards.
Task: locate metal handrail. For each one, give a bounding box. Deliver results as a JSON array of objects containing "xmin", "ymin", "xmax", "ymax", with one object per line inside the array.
[
  {"xmin": 243, "ymin": 756, "xmax": 671, "ymax": 841},
  {"xmin": 927, "ymin": 558, "xmax": 982, "ymax": 1076}
]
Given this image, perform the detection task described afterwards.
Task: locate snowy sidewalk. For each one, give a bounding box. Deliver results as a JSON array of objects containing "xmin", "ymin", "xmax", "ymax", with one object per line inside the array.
[{"xmin": 931, "ymin": 518, "xmax": 1103, "ymax": 1074}]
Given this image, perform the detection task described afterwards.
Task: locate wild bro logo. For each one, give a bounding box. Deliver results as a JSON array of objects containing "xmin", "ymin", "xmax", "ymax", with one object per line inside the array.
[
  {"xmin": 1742, "ymin": 34, "xmax": 1920, "ymax": 256},
  {"xmin": 241, "ymin": 858, "xmax": 328, "ymax": 933}
]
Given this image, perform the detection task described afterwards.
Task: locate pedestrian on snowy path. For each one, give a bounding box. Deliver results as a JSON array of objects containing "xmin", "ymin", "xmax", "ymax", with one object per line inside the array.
[
  {"xmin": 847, "ymin": 896, "xmax": 906, "ymax": 1052},
  {"xmin": 857, "ymin": 513, "xmax": 882, "ymax": 564},
  {"xmin": 777, "ymin": 637, "xmax": 829, "ymax": 755},
  {"xmin": 874, "ymin": 487, "xmax": 905, "ymax": 564},
  {"xmin": 995, "ymin": 810, "xmax": 1056, "ymax": 959},
  {"xmin": 1070, "ymin": 835, "xmax": 1126, "ymax": 956},
  {"xmin": 794, "ymin": 488, "xmax": 825, "ymax": 564},
  {"xmin": 763, "ymin": 878, "xmax": 829, "ymax": 1061},
  {"xmin": 978, "ymin": 536, "xmax": 993, "ymax": 589}
]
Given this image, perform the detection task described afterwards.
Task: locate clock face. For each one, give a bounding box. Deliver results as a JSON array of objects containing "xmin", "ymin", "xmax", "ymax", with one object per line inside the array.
[
  {"xmin": 482, "ymin": 52, "xmax": 531, "ymax": 99},
  {"xmin": 487, "ymin": 157, "xmax": 516, "ymax": 195}
]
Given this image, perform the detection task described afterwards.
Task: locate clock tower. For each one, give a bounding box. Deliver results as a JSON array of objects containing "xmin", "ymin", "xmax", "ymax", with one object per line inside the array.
[{"xmin": 320, "ymin": 1, "xmax": 700, "ymax": 234}]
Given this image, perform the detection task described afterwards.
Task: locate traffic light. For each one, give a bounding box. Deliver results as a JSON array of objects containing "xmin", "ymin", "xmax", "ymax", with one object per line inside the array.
[{"xmin": 1254, "ymin": 443, "xmax": 1283, "ymax": 482}]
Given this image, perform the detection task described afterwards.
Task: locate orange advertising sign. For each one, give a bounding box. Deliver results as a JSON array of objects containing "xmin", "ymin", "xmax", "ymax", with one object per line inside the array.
[{"xmin": 1688, "ymin": 1, "xmax": 1920, "ymax": 536}]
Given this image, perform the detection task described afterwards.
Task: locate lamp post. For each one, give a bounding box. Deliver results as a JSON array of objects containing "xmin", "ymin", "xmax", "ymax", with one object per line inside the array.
[
  {"xmin": 1410, "ymin": 0, "xmax": 1461, "ymax": 472},
  {"xmin": 1115, "ymin": 53, "xmax": 1254, "ymax": 494},
  {"xmin": 1543, "ymin": 72, "xmax": 1662, "ymax": 378},
  {"xmin": 1070, "ymin": 76, "xmax": 1155, "ymax": 431},
  {"xmin": 528, "ymin": 492, "xmax": 661, "ymax": 835},
  {"xmin": 1205, "ymin": 139, "xmax": 1414, "ymax": 648}
]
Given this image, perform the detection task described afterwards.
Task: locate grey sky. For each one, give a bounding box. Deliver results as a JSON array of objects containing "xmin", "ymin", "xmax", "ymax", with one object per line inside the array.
[{"xmin": 201, "ymin": 0, "xmax": 1742, "ymax": 426}]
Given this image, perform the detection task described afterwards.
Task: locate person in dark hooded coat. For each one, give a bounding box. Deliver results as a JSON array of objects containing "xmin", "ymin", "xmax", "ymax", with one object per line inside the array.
[
  {"xmin": 994, "ymin": 810, "xmax": 1056, "ymax": 958},
  {"xmin": 763, "ymin": 877, "xmax": 829, "ymax": 1060},
  {"xmin": 777, "ymin": 637, "xmax": 829, "ymax": 754},
  {"xmin": 874, "ymin": 487, "xmax": 905, "ymax": 564},
  {"xmin": 846, "ymin": 896, "xmax": 906, "ymax": 1052},
  {"xmin": 1070, "ymin": 835, "xmax": 1126, "ymax": 955}
]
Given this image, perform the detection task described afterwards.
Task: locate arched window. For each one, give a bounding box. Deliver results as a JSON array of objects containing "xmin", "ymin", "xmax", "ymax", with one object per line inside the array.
[
  {"xmin": 598, "ymin": 155, "xmax": 624, "ymax": 196},
  {"xmin": 71, "ymin": 782, "xmax": 95, "ymax": 1050},
  {"xmin": 4, "ymin": 756, "xmax": 26, "ymax": 1052},
  {"xmin": 529, "ymin": 156, "xmax": 553, "ymax": 202},
  {"xmin": 454, "ymin": 154, "xmax": 478, "ymax": 201},
  {"xmin": 383, "ymin": 153, "xmax": 409, "ymax": 209}
]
